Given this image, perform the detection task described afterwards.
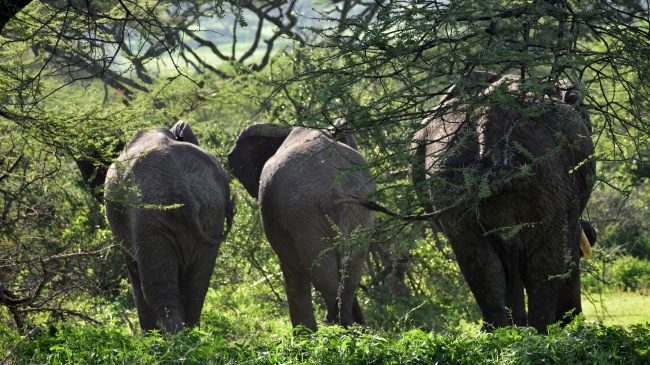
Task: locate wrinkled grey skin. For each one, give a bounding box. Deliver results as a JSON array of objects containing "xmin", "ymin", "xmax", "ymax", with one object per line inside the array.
[
  {"xmin": 508, "ymin": 219, "xmax": 597, "ymax": 327},
  {"xmin": 105, "ymin": 121, "xmax": 233, "ymax": 334},
  {"xmin": 228, "ymin": 121, "xmax": 374, "ymax": 333},
  {"xmin": 412, "ymin": 72, "xmax": 595, "ymax": 333}
]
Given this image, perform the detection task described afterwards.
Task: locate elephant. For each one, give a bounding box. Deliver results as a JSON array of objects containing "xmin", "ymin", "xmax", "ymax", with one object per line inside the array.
[
  {"xmin": 104, "ymin": 121, "xmax": 233, "ymax": 334},
  {"xmin": 411, "ymin": 72, "xmax": 596, "ymax": 333},
  {"xmin": 507, "ymin": 219, "xmax": 597, "ymax": 327},
  {"xmin": 227, "ymin": 120, "xmax": 374, "ymax": 333}
]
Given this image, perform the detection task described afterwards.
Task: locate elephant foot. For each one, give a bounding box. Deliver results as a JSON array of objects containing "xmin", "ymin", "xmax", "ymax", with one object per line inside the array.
[
  {"xmin": 324, "ymin": 300, "xmax": 357, "ymax": 328},
  {"xmin": 156, "ymin": 307, "xmax": 185, "ymax": 334},
  {"xmin": 352, "ymin": 298, "xmax": 365, "ymax": 325}
]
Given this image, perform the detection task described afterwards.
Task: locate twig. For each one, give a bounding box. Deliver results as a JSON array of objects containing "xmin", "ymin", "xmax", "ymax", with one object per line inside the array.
[
  {"xmin": 17, "ymin": 307, "xmax": 101, "ymax": 325},
  {"xmin": 1, "ymin": 324, "xmax": 43, "ymax": 365}
]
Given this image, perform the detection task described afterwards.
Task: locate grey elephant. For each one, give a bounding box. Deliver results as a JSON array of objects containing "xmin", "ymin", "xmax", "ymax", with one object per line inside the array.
[
  {"xmin": 104, "ymin": 121, "xmax": 233, "ymax": 334},
  {"xmin": 507, "ymin": 219, "xmax": 597, "ymax": 327},
  {"xmin": 411, "ymin": 72, "xmax": 596, "ymax": 333},
  {"xmin": 227, "ymin": 121, "xmax": 374, "ymax": 333}
]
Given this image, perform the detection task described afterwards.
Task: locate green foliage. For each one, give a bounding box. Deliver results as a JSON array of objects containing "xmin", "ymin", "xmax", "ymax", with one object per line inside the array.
[
  {"xmin": 4, "ymin": 319, "xmax": 649, "ymax": 364},
  {"xmin": 583, "ymin": 250, "xmax": 650, "ymax": 294},
  {"xmin": 588, "ymin": 180, "xmax": 650, "ymax": 259},
  {"xmin": 362, "ymin": 227, "xmax": 480, "ymax": 333},
  {"xmin": 2, "ymin": 1, "xmax": 650, "ymax": 361},
  {"xmin": 614, "ymin": 257, "xmax": 650, "ymax": 293}
]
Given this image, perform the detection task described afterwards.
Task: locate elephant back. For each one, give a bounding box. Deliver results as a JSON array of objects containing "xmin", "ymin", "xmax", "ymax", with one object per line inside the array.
[
  {"xmin": 259, "ymin": 128, "xmax": 375, "ymax": 236},
  {"xmin": 413, "ymin": 74, "xmax": 595, "ymax": 212},
  {"xmin": 476, "ymin": 89, "xmax": 595, "ymax": 208},
  {"xmin": 105, "ymin": 127, "xmax": 230, "ymax": 248}
]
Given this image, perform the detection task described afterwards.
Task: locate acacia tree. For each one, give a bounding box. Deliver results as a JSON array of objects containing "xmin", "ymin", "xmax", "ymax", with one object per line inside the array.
[
  {"xmin": 3, "ymin": 0, "xmax": 648, "ymax": 331},
  {"xmin": 0, "ymin": 0, "xmax": 383, "ymax": 330},
  {"xmin": 0, "ymin": 0, "xmax": 210, "ymax": 331},
  {"xmin": 162, "ymin": 0, "xmax": 383, "ymax": 75},
  {"xmin": 262, "ymin": 0, "xmax": 650, "ymax": 298},
  {"xmin": 268, "ymin": 0, "xmax": 650, "ymax": 208}
]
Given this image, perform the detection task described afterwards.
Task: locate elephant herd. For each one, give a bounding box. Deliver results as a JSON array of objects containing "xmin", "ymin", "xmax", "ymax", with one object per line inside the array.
[{"xmin": 100, "ymin": 72, "xmax": 596, "ymax": 335}]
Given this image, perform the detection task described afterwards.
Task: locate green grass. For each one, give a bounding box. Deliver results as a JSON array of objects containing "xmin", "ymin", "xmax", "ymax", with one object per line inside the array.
[{"xmin": 582, "ymin": 291, "xmax": 650, "ymax": 327}]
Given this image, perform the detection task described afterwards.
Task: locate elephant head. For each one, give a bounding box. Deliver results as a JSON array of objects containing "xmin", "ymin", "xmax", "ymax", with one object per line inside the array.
[
  {"xmin": 104, "ymin": 121, "xmax": 232, "ymax": 334},
  {"xmin": 411, "ymin": 71, "xmax": 596, "ymax": 333},
  {"xmin": 228, "ymin": 119, "xmax": 358, "ymax": 199},
  {"xmin": 228, "ymin": 121, "xmax": 374, "ymax": 333},
  {"xmin": 227, "ymin": 123, "xmax": 292, "ymax": 199}
]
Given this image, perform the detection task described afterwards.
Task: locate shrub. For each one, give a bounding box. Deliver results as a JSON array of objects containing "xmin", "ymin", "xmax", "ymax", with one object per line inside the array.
[
  {"xmin": 581, "ymin": 249, "xmax": 650, "ymax": 294},
  {"xmin": 4, "ymin": 320, "xmax": 649, "ymax": 364},
  {"xmin": 614, "ymin": 256, "xmax": 650, "ymax": 294}
]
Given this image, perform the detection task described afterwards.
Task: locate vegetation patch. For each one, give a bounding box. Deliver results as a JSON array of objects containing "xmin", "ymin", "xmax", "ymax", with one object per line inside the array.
[{"xmin": 4, "ymin": 320, "xmax": 649, "ymax": 364}]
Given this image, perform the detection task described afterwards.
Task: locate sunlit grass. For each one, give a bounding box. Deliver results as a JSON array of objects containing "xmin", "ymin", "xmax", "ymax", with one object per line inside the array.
[{"xmin": 583, "ymin": 291, "xmax": 650, "ymax": 327}]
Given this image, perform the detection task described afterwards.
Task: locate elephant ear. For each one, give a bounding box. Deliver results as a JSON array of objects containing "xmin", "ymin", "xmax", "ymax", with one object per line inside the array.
[
  {"xmin": 170, "ymin": 120, "xmax": 199, "ymax": 145},
  {"xmin": 329, "ymin": 118, "xmax": 359, "ymax": 150},
  {"xmin": 227, "ymin": 123, "xmax": 292, "ymax": 199}
]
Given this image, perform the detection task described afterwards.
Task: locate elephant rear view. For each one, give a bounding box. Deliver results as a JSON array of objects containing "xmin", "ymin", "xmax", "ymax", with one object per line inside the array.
[
  {"xmin": 228, "ymin": 122, "xmax": 374, "ymax": 333},
  {"xmin": 412, "ymin": 73, "xmax": 596, "ymax": 333},
  {"xmin": 104, "ymin": 121, "xmax": 233, "ymax": 334}
]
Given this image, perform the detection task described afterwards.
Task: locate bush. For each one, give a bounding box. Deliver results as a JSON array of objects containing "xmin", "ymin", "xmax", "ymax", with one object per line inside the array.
[
  {"xmin": 588, "ymin": 182, "xmax": 650, "ymax": 260},
  {"xmin": 582, "ymin": 249, "xmax": 650, "ymax": 294},
  {"xmin": 4, "ymin": 320, "xmax": 649, "ymax": 364},
  {"xmin": 614, "ymin": 257, "xmax": 650, "ymax": 294}
]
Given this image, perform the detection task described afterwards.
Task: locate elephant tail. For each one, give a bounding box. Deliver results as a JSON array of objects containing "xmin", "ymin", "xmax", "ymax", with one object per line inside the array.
[
  {"xmin": 197, "ymin": 195, "xmax": 235, "ymax": 246},
  {"xmin": 224, "ymin": 195, "xmax": 235, "ymax": 237},
  {"xmin": 340, "ymin": 195, "xmax": 443, "ymax": 222}
]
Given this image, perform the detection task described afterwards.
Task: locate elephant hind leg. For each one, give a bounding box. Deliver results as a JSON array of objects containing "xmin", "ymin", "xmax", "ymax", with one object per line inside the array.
[
  {"xmin": 318, "ymin": 284, "xmax": 360, "ymax": 328},
  {"xmin": 444, "ymin": 222, "xmax": 510, "ymax": 331},
  {"xmin": 179, "ymin": 247, "xmax": 219, "ymax": 328},
  {"xmin": 555, "ymin": 263, "xmax": 582, "ymax": 327},
  {"xmin": 505, "ymin": 270, "xmax": 527, "ymax": 327},
  {"xmin": 312, "ymin": 252, "xmax": 362, "ymax": 328},
  {"xmin": 311, "ymin": 272, "xmax": 355, "ymax": 328},
  {"xmin": 524, "ymin": 260, "xmax": 563, "ymax": 334},
  {"xmin": 322, "ymin": 295, "xmax": 364, "ymax": 326},
  {"xmin": 281, "ymin": 264, "xmax": 318, "ymax": 333},
  {"xmin": 137, "ymin": 247, "xmax": 184, "ymax": 333},
  {"xmin": 324, "ymin": 298, "xmax": 357, "ymax": 327},
  {"xmin": 555, "ymin": 227, "xmax": 583, "ymax": 326},
  {"xmin": 502, "ymin": 243, "xmax": 527, "ymax": 327},
  {"xmin": 123, "ymin": 251, "xmax": 159, "ymax": 332},
  {"xmin": 352, "ymin": 297, "xmax": 365, "ymax": 325}
]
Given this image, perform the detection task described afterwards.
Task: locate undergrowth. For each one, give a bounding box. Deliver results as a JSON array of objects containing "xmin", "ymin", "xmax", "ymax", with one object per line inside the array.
[
  {"xmin": 2, "ymin": 236, "xmax": 648, "ymax": 364},
  {"xmin": 3, "ymin": 319, "xmax": 648, "ymax": 364}
]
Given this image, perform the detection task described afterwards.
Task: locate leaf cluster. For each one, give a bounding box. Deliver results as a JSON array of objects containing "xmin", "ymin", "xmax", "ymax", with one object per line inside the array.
[{"xmin": 3, "ymin": 319, "xmax": 649, "ymax": 364}]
